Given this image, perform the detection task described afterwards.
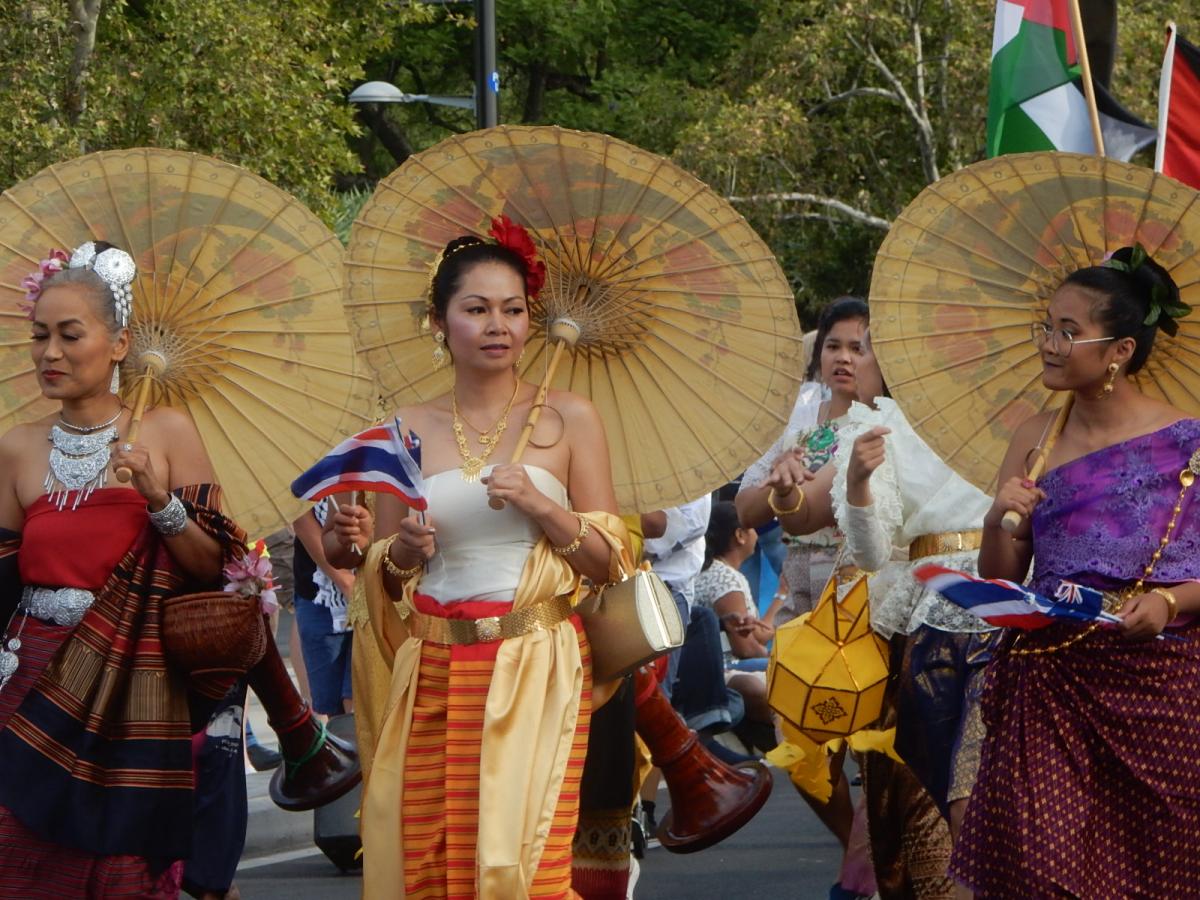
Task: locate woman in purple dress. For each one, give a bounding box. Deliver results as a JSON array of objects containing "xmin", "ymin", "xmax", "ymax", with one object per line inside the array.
[{"xmin": 951, "ymin": 246, "xmax": 1200, "ymax": 897}]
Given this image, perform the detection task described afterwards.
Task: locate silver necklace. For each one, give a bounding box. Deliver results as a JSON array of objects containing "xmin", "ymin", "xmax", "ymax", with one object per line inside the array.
[
  {"xmin": 44, "ymin": 424, "xmax": 118, "ymax": 510},
  {"xmin": 57, "ymin": 407, "xmax": 123, "ymax": 433}
]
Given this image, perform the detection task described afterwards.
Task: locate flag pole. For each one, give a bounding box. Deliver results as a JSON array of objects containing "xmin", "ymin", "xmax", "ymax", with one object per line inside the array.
[
  {"xmin": 1155, "ymin": 22, "xmax": 1178, "ymax": 173},
  {"xmin": 1068, "ymin": 0, "xmax": 1105, "ymax": 157}
]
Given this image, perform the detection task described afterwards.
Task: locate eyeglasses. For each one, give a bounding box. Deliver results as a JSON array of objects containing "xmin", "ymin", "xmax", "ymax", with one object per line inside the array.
[{"xmin": 1030, "ymin": 323, "xmax": 1115, "ymax": 357}]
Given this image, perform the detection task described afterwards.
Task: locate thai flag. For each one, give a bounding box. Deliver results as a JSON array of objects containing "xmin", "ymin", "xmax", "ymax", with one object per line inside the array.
[
  {"xmin": 291, "ymin": 418, "xmax": 427, "ymax": 510},
  {"xmin": 913, "ymin": 564, "xmax": 1122, "ymax": 630}
]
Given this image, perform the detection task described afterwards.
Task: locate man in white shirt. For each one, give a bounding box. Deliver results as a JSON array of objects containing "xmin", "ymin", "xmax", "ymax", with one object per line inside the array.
[{"xmin": 643, "ymin": 495, "xmax": 711, "ymax": 618}]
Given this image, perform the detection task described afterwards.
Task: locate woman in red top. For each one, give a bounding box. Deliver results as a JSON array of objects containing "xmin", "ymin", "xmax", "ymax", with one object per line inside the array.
[{"xmin": 0, "ymin": 242, "xmax": 241, "ymax": 898}]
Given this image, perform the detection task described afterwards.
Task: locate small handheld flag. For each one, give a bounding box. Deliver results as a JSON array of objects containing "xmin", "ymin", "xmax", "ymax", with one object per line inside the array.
[
  {"xmin": 291, "ymin": 418, "xmax": 427, "ymax": 510},
  {"xmin": 914, "ymin": 564, "xmax": 1121, "ymax": 630}
]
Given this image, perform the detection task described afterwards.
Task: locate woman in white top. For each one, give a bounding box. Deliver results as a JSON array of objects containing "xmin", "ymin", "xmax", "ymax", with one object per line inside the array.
[
  {"xmin": 326, "ymin": 222, "xmax": 632, "ymax": 899},
  {"xmin": 736, "ymin": 298, "xmax": 879, "ymax": 884},
  {"xmin": 694, "ymin": 501, "xmax": 775, "ymax": 660},
  {"xmin": 779, "ymin": 322, "xmax": 993, "ymax": 897},
  {"xmin": 692, "ymin": 501, "xmax": 778, "ymax": 753}
]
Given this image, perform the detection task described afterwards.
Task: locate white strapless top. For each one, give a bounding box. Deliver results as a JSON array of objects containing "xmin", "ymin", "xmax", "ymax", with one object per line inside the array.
[{"xmin": 417, "ymin": 464, "xmax": 569, "ymax": 604}]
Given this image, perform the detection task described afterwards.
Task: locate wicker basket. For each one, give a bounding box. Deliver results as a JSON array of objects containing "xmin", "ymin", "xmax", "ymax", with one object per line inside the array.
[{"xmin": 161, "ymin": 590, "xmax": 268, "ymax": 679}]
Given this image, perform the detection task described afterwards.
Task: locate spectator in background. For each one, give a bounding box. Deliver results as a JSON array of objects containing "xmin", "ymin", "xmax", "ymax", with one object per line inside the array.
[
  {"xmin": 292, "ymin": 498, "xmax": 355, "ymax": 718},
  {"xmin": 641, "ymin": 495, "xmax": 710, "ymax": 696},
  {"xmin": 693, "ymin": 501, "xmax": 779, "ymax": 754}
]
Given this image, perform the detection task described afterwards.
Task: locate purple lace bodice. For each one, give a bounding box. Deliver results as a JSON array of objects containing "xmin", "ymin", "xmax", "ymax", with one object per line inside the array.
[{"xmin": 1030, "ymin": 418, "xmax": 1200, "ymax": 595}]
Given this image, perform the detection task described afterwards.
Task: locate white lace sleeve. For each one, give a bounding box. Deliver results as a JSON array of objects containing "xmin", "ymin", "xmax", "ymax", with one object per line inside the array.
[
  {"xmin": 738, "ymin": 384, "xmax": 822, "ymax": 492},
  {"xmin": 830, "ymin": 403, "xmax": 904, "ymax": 572}
]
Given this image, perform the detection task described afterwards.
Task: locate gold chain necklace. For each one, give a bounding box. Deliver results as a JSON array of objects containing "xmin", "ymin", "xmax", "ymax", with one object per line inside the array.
[{"xmin": 451, "ymin": 380, "xmax": 521, "ymax": 482}]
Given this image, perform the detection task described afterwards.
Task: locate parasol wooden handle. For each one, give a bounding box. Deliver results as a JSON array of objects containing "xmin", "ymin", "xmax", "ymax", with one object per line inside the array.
[
  {"xmin": 115, "ymin": 351, "xmax": 168, "ymax": 483},
  {"xmin": 1001, "ymin": 394, "xmax": 1073, "ymax": 533},
  {"xmin": 489, "ymin": 318, "xmax": 580, "ymax": 511}
]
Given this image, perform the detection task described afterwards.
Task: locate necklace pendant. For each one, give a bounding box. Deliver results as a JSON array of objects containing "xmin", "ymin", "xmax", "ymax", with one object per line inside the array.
[{"xmin": 461, "ymin": 457, "xmax": 484, "ymax": 482}]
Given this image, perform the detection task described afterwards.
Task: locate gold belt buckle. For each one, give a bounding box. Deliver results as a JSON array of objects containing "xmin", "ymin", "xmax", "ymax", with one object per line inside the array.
[{"xmin": 475, "ymin": 616, "xmax": 502, "ymax": 642}]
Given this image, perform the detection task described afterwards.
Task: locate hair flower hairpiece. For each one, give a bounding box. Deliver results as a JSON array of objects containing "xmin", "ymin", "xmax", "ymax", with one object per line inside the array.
[
  {"xmin": 19, "ymin": 249, "xmax": 70, "ymax": 318},
  {"xmin": 1101, "ymin": 242, "xmax": 1191, "ymax": 337},
  {"xmin": 488, "ymin": 214, "xmax": 547, "ymax": 299}
]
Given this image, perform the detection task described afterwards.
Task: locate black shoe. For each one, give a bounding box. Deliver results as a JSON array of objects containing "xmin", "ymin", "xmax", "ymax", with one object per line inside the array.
[
  {"xmin": 639, "ymin": 800, "xmax": 661, "ymax": 851},
  {"xmin": 247, "ymin": 741, "xmax": 282, "ymax": 772}
]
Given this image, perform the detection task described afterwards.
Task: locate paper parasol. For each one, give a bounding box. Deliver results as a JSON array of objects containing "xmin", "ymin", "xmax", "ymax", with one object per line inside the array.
[
  {"xmin": 870, "ymin": 151, "xmax": 1200, "ymax": 494},
  {"xmin": 0, "ymin": 148, "xmax": 375, "ymax": 536},
  {"xmin": 344, "ymin": 125, "xmax": 801, "ymax": 513}
]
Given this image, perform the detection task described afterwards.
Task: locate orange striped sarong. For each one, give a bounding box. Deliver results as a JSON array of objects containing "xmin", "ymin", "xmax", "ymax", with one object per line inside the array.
[{"xmin": 401, "ymin": 595, "xmax": 592, "ymax": 899}]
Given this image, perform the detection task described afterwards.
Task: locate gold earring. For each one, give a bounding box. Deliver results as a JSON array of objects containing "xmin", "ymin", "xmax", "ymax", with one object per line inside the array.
[
  {"xmin": 1099, "ymin": 361, "xmax": 1119, "ymax": 399},
  {"xmin": 515, "ymin": 348, "xmax": 526, "ymax": 370},
  {"xmin": 432, "ymin": 331, "xmax": 447, "ymax": 370}
]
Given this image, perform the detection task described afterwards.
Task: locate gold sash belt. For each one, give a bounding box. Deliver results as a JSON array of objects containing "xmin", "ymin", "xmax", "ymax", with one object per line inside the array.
[
  {"xmin": 909, "ymin": 529, "xmax": 983, "ymax": 561},
  {"xmin": 404, "ymin": 593, "xmax": 574, "ymax": 645}
]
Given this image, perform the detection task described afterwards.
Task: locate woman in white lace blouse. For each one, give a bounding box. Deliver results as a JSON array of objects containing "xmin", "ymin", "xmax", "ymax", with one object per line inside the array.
[{"xmin": 831, "ymin": 340, "xmax": 999, "ymax": 898}]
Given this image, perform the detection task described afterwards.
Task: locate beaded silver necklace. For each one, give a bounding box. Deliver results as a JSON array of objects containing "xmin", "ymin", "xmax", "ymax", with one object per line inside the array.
[{"xmin": 45, "ymin": 420, "xmax": 119, "ymax": 510}]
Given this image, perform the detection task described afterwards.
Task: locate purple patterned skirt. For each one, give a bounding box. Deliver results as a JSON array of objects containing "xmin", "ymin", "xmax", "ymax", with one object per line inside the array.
[{"xmin": 950, "ymin": 620, "xmax": 1200, "ymax": 898}]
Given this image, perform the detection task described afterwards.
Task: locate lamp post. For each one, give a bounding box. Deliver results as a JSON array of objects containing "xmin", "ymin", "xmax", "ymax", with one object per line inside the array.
[{"xmin": 474, "ymin": 0, "xmax": 498, "ymax": 128}]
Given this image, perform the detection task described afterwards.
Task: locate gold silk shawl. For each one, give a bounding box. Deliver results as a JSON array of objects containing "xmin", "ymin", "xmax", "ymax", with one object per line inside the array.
[{"xmin": 354, "ymin": 511, "xmax": 632, "ymax": 899}]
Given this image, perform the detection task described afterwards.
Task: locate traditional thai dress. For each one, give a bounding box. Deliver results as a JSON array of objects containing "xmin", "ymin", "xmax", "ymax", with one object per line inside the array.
[
  {"xmin": 354, "ymin": 464, "xmax": 632, "ymax": 900},
  {"xmin": 831, "ymin": 398, "xmax": 996, "ymax": 898},
  {"xmin": 0, "ymin": 485, "xmax": 243, "ymax": 898},
  {"xmin": 738, "ymin": 382, "xmax": 844, "ymax": 625},
  {"xmin": 952, "ymin": 419, "xmax": 1200, "ymax": 898}
]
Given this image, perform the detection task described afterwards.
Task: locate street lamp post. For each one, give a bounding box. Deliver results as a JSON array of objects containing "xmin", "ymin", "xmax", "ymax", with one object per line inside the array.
[{"xmin": 474, "ymin": 0, "xmax": 498, "ymax": 128}]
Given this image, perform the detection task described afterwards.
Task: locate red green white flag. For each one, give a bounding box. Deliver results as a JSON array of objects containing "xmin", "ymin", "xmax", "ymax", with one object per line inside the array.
[{"xmin": 988, "ymin": 0, "xmax": 1155, "ymax": 160}]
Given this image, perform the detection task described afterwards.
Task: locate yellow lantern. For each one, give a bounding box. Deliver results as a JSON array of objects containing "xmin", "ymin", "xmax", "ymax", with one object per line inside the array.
[{"xmin": 767, "ymin": 576, "xmax": 889, "ymax": 744}]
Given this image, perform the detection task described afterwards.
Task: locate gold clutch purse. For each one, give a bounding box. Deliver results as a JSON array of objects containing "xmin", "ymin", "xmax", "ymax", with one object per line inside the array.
[{"xmin": 577, "ymin": 566, "xmax": 685, "ymax": 683}]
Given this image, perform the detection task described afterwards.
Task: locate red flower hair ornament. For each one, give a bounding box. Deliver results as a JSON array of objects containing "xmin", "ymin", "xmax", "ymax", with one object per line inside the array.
[{"xmin": 488, "ymin": 215, "xmax": 547, "ymax": 299}]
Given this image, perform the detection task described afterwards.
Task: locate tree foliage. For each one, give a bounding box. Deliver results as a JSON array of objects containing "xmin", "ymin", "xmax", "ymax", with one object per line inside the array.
[
  {"xmin": 1, "ymin": 2, "xmax": 1196, "ymax": 320},
  {"xmin": 0, "ymin": 0, "xmax": 423, "ymax": 218}
]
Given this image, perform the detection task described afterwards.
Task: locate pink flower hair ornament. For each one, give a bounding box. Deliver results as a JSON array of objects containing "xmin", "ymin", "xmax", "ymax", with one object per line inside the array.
[{"xmin": 20, "ymin": 249, "xmax": 69, "ymax": 319}]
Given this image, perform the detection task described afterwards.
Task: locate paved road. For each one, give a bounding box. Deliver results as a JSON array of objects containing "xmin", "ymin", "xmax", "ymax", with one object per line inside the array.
[{"xmin": 236, "ymin": 772, "xmax": 844, "ymax": 898}]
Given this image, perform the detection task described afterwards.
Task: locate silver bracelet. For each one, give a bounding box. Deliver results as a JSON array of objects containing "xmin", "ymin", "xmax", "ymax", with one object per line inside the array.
[{"xmin": 148, "ymin": 494, "xmax": 189, "ymax": 536}]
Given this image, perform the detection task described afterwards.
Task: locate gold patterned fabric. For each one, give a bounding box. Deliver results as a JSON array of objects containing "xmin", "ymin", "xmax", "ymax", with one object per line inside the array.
[
  {"xmin": 354, "ymin": 512, "xmax": 632, "ymax": 899},
  {"xmin": 862, "ymin": 637, "xmax": 954, "ymax": 900}
]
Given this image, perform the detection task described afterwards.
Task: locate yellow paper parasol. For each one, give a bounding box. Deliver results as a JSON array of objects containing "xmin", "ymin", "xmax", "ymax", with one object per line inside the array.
[
  {"xmin": 345, "ymin": 125, "xmax": 801, "ymax": 513},
  {"xmin": 870, "ymin": 152, "xmax": 1200, "ymax": 494},
  {"xmin": 0, "ymin": 148, "xmax": 374, "ymax": 536}
]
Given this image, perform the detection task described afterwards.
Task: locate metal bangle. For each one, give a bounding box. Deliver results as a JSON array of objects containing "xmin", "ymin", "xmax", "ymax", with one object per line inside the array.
[
  {"xmin": 1150, "ymin": 587, "xmax": 1179, "ymax": 623},
  {"xmin": 767, "ymin": 486, "xmax": 805, "ymax": 516},
  {"xmin": 148, "ymin": 494, "xmax": 188, "ymax": 536},
  {"xmin": 381, "ymin": 534, "xmax": 423, "ymax": 580},
  {"xmin": 552, "ymin": 513, "xmax": 590, "ymax": 555}
]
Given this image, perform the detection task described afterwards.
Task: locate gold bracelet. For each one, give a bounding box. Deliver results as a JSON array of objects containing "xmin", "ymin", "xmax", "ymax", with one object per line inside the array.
[
  {"xmin": 767, "ymin": 486, "xmax": 805, "ymax": 516},
  {"xmin": 552, "ymin": 513, "xmax": 590, "ymax": 555},
  {"xmin": 1150, "ymin": 587, "xmax": 1179, "ymax": 623},
  {"xmin": 381, "ymin": 534, "xmax": 423, "ymax": 580}
]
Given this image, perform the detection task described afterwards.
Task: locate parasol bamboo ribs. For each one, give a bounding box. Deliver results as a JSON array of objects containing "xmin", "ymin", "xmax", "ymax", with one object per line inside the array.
[
  {"xmin": 115, "ymin": 350, "xmax": 167, "ymax": 483},
  {"xmin": 1001, "ymin": 393, "xmax": 1074, "ymax": 533},
  {"xmin": 488, "ymin": 317, "xmax": 581, "ymax": 511}
]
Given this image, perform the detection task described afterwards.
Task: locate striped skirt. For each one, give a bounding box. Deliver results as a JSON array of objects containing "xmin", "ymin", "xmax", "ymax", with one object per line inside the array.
[
  {"xmin": 401, "ymin": 601, "xmax": 592, "ymax": 899},
  {"xmin": 0, "ymin": 615, "xmax": 183, "ymax": 898}
]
